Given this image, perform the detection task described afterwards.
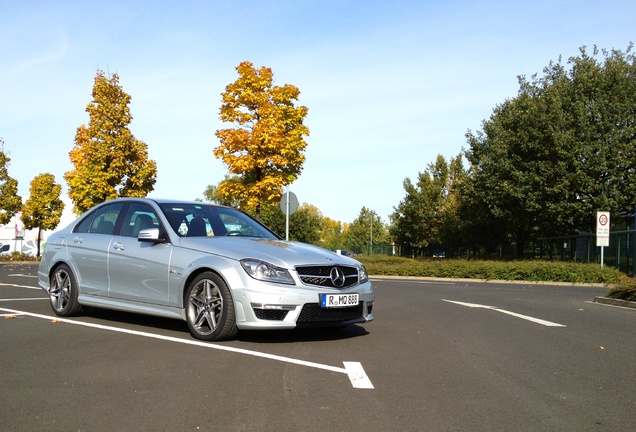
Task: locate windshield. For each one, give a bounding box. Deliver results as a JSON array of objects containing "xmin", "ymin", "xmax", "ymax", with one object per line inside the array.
[{"xmin": 159, "ymin": 203, "xmax": 280, "ymax": 239}]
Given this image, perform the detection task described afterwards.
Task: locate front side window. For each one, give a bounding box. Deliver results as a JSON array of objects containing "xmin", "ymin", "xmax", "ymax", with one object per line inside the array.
[
  {"xmin": 86, "ymin": 203, "xmax": 124, "ymax": 235},
  {"xmin": 121, "ymin": 203, "xmax": 160, "ymax": 237}
]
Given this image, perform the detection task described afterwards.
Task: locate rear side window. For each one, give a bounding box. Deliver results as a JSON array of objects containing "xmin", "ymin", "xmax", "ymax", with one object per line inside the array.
[{"xmin": 72, "ymin": 203, "xmax": 124, "ymax": 235}]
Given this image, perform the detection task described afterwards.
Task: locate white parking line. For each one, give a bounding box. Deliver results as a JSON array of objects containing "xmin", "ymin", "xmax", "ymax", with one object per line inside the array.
[
  {"xmin": 0, "ymin": 306, "xmax": 374, "ymax": 389},
  {"xmin": 443, "ymin": 299, "xmax": 566, "ymax": 327},
  {"xmin": 0, "ymin": 282, "xmax": 42, "ymax": 290},
  {"xmin": 343, "ymin": 361, "xmax": 374, "ymax": 389},
  {"xmin": 0, "ymin": 297, "xmax": 48, "ymax": 302}
]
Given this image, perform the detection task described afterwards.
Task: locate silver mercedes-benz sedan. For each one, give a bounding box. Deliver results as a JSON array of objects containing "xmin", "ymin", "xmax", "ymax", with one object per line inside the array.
[{"xmin": 38, "ymin": 198, "xmax": 374, "ymax": 341}]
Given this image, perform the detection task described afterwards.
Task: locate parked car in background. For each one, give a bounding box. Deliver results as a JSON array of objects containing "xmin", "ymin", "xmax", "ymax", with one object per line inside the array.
[{"xmin": 38, "ymin": 198, "xmax": 374, "ymax": 341}]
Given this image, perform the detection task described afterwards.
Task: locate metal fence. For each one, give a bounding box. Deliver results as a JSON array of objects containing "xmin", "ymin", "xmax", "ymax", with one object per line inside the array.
[
  {"xmin": 358, "ymin": 230, "xmax": 636, "ymax": 276},
  {"xmin": 537, "ymin": 230, "xmax": 636, "ymax": 276},
  {"xmin": 350, "ymin": 243, "xmax": 399, "ymax": 256}
]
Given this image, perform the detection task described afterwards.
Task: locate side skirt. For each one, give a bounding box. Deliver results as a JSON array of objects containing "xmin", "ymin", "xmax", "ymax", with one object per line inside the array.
[{"xmin": 78, "ymin": 294, "xmax": 186, "ymax": 321}]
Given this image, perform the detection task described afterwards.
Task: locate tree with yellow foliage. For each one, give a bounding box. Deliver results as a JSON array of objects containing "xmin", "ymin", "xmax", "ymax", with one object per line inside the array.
[
  {"xmin": 65, "ymin": 70, "xmax": 157, "ymax": 214},
  {"xmin": 21, "ymin": 173, "xmax": 64, "ymax": 257},
  {"xmin": 0, "ymin": 142, "xmax": 22, "ymax": 225},
  {"xmin": 214, "ymin": 61, "xmax": 309, "ymax": 219},
  {"xmin": 320, "ymin": 217, "xmax": 345, "ymax": 251}
]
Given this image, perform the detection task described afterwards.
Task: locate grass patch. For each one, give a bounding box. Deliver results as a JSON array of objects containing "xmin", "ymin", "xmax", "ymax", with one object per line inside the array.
[{"xmin": 607, "ymin": 276, "xmax": 636, "ymax": 302}]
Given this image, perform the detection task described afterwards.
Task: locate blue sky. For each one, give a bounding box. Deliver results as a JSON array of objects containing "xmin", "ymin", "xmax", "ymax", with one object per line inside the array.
[{"xmin": 1, "ymin": 0, "xmax": 634, "ymax": 227}]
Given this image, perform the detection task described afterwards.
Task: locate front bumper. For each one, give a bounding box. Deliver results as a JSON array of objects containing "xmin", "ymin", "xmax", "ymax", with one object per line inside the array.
[{"xmin": 230, "ymin": 281, "xmax": 375, "ymax": 330}]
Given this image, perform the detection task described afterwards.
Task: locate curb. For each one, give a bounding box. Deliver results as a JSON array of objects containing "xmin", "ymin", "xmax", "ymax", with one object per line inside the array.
[
  {"xmin": 370, "ymin": 275, "xmax": 608, "ymax": 287},
  {"xmin": 593, "ymin": 296, "xmax": 636, "ymax": 309}
]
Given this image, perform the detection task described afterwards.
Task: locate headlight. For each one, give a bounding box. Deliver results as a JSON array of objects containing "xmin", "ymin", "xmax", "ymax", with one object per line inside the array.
[
  {"xmin": 240, "ymin": 259, "xmax": 295, "ymax": 285},
  {"xmin": 359, "ymin": 265, "xmax": 369, "ymax": 284}
]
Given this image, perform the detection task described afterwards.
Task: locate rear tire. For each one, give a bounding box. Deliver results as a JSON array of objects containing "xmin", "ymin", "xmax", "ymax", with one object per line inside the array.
[
  {"xmin": 185, "ymin": 272, "xmax": 238, "ymax": 341},
  {"xmin": 49, "ymin": 264, "xmax": 84, "ymax": 317}
]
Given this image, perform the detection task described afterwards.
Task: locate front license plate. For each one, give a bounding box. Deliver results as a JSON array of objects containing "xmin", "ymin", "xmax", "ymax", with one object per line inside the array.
[{"xmin": 320, "ymin": 293, "xmax": 359, "ymax": 308}]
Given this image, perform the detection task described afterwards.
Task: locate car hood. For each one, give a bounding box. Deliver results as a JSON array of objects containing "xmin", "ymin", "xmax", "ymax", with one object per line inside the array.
[{"xmin": 178, "ymin": 237, "xmax": 360, "ymax": 268}]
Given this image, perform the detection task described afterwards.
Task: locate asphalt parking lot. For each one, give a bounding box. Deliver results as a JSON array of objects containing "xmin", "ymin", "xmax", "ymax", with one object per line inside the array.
[{"xmin": 1, "ymin": 263, "xmax": 635, "ymax": 431}]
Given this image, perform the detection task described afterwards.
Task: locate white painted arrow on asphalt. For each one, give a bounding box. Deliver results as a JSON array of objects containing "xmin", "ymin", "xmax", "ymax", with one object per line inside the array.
[{"xmin": 442, "ymin": 300, "xmax": 566, "ymax": 327}]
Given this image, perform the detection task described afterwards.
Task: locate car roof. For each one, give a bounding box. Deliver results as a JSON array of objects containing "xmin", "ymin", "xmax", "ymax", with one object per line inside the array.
[{"xmin": 97, "ymin": 197, "xmax": 224, "ymax": 207}]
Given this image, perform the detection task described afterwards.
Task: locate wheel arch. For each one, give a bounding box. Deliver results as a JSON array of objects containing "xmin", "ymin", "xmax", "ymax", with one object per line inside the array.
[
  {"xmin": 48, "ymin": 260, "xmax": 79, "ymax": 289},
  {"xmin": 181, "ymin": 266, "xmax": 234, "ymax": 307},
  {"xmin": 182, "ymin": 265, "xmax": 240, "ymax": 341}
]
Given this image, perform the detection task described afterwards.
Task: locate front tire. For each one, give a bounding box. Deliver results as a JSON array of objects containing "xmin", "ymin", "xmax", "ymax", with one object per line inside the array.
[
  {"xmin": 185, "ymin": 272, "xmax": 238, "ymax": 341},
  {"xmin": 49, "ymin": 264, "xmax": 84, "ymax": 317}
]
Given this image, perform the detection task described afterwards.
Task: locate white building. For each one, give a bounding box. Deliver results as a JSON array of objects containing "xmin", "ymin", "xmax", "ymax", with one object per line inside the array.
[
  {"xmin": 0, "ymin": 213, "xmax": 39, "ymax": 255},
  {"xmin": 0, "ymin": 198, "xmax": 75, "ymax": 256}
]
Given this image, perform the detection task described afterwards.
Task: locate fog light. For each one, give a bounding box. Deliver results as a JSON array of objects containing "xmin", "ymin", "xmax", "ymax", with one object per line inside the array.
[{"xmin": 251, "ymin": 303, "xmax": 296, "ymax": 311}]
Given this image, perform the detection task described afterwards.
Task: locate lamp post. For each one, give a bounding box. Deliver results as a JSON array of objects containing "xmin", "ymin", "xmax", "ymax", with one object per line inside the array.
[{"xmin": 369, "ymin": 211, "xmax": 373, "ymax": 256}]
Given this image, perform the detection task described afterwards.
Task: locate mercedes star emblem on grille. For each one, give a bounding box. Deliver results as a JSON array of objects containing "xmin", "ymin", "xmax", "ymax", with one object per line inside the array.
[{"xmin": 330, "ymin": 267, "xmax": 346, "ymax": 288}]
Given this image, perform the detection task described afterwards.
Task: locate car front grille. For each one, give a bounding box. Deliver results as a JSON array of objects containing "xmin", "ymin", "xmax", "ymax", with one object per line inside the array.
[
  {"xmin": 296, "ymin": 302, "xmax": 364, "ymax": 326},
  {"xmin": 295, "ymin": 265, "xmax": 359, "ymax": 289}
]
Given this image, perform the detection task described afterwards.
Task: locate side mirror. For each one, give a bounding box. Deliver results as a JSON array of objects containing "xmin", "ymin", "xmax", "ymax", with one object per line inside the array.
[{"xmin": 138, "ymin": 227, "xmax": 165, "ymax": 243}]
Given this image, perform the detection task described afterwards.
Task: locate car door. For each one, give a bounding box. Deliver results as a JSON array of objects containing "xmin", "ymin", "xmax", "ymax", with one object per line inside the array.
[
  {"xmin": 68, "ymin": 202, "xmax": 124, "ymax": 296},
  {"xmin": 107, "ymin": 202, "xmax": 173, "ymax": 306}
]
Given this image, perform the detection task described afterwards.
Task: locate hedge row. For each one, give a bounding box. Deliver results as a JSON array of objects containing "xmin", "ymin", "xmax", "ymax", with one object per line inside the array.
[
  {"xmin": 0, "ymin": 253, "xmax": 40, "ymax": 262},
  {"xmin": 358, "ymin": 255, "xmax": 636, "ymax": 301},
  {"xmin": 357, "ymin": 255, "xmax": 622, "ymax": 284}
]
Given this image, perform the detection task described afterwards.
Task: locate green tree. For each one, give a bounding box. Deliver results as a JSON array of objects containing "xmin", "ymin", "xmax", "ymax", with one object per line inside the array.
[
  {"xmin": 65, "ymin": 70, "xmax": 157, "ymax": 214},
  {"xmin": 289, "ymin": 203, "xmax": 323, "ymax": 245},
  {"xmin": 20, "ymin": 173, "xmax": 65, "ymax": 257},
  {"xmin": 465, "ymin": 74, "xmax": 583, "ymax": 254},
  {"xmin": 344, "ymin": 207, "xmax": 389, "ymax": 254},
  {"xmin": 202, "ymin": 175, "xmax": 243, "ymax": 208},
  {"xmin": 390, "ymin": 176, "xmax": 428, "ymax": 256},
  {"xmin": 260, "ymin": 202, "xmax": 324, "ymax": 245},
  {"xmin": 566, "ymin": 46, "xmax": 636, "ymax": 230},
  {"xmin": 456, "ymin": 161, "xmax": 507, "ymax": 255},
  {"xmin": 214, "ymin": 61, "xmax": 309, "ymax": 219},
  {"xmin": 258, "ymin": 201, "xmax": 285, "ymax": 236},
  {"xmin": 391, "ymin": 154, "xmax": 465, "ymax": 256},
  {"xmin": 464, "ymin": 45, "xmax": 636, "ymax": 255},
  {"xmin": 438, "ymin": 155, "xmax": 468, "ymax": 252},
  {"xmin": 0, "ymin": 144, "xmax": 22, "ymax": 225}
]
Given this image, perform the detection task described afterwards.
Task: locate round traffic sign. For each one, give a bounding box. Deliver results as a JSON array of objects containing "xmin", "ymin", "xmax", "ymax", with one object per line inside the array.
[{"xmin": 279, "ymin": 191, "xmax": 299, "ymax": 215}]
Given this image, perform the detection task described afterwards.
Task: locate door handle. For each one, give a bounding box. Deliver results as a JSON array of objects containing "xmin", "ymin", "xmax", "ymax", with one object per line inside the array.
[
  {"xmin": 113, "ymin": 242, "xmax": 125, "ymax": 251},
  {"xmin": 73, "ymin": 237, "xmax": 83, "ymax": 244}
]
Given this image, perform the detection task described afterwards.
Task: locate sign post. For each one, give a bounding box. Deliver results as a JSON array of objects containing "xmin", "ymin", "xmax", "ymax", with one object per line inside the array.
[
  {"xmin": 596, "ymin": 211, "xmax": 610, "ymax": 269},
  {"xmin": 279, "ymin": 188, "xmax": 299, "ymax": 241}
]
